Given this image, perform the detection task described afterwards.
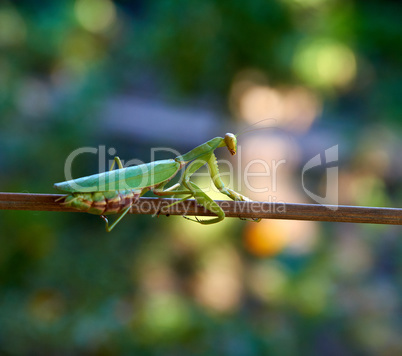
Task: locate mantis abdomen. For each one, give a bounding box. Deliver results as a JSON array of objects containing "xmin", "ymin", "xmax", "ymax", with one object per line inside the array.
[{"xmin": 59, "ymin": 190, "xmax": 141, "ymax": 215}]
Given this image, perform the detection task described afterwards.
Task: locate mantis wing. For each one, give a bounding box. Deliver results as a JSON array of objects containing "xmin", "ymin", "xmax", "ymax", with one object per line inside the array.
[{"xmin": 54, "ymin": 159, "xmax": 181, "ymax": 193}]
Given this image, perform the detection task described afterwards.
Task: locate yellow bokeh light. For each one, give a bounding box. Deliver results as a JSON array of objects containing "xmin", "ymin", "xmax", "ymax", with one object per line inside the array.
[
  {"xmin": 75, "ymin": 0, "xmax": 116, "ymax": 34},
  {"xmin": 293, "ymin": 39, "xmax": 356, "ymax": 89},
  {"xmin": 229, "ymin": 69, "xmax": 321, "ymax": 132},
  {"xmin": 55, "ymin": 31, "xmax": 104, "ymax": 76},
  {"xmin": 194, "ymin": 246, "xmax": 243, "ymax": 313},
  {"xmin": 239, "ymin": 85, "xmax": 282, "ymax": 122},
  {"xmin": 281, "ymin": 87, "xmax": 321, "ymax": 132}
]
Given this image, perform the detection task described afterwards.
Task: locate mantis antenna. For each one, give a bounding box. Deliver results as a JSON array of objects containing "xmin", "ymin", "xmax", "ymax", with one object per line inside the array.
[{"xmin": 235, "ymin": 118, "xmax": 277, "ymax": 138}]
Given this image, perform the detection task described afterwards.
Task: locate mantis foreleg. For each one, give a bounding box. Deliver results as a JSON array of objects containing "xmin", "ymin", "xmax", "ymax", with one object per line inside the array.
[
  {"xmin": 181, "ymin": 152, "xmax": 260, "ymax": 223},
  {"xmin": 207, "ymin": 153, "xmax": 250, "ymax": 201},
  {"xmin": 207, "ymin": 153, "xmax": 261, "ymax": 222}
]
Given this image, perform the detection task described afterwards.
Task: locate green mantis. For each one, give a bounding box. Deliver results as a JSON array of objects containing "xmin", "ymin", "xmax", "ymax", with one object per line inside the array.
[{"xmin": 54, "ymin": 133, "xmax": 258, "ymax": 231}]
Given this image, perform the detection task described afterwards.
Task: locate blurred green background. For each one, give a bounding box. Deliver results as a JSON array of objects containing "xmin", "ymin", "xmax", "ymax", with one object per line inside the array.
[{"xmin": 1, "ymin": 0, "xmax": 402, "ymax": 354}]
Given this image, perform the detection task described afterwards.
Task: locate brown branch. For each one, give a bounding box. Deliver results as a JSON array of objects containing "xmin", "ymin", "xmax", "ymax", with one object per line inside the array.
[{"xmin": 1, "ymin": 192, "xmax": 401, "ymax": 225}]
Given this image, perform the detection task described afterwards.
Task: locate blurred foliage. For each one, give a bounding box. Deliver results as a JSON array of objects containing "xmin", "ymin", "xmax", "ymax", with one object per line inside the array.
[{"xmin": 1, "ymin": 0, "xmax": 402, "ymax": 355}]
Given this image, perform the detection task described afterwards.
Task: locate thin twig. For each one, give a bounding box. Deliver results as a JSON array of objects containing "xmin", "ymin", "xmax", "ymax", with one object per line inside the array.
[{"xmin": 1, "ymin": 192, "xmax": 401, "ymax": 225}]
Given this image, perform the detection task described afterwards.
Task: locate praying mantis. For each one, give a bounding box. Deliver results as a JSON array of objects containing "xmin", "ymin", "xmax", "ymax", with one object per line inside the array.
[{"xmin": 54, "ymin": 132, "xmax": 260, "ymax": 231}]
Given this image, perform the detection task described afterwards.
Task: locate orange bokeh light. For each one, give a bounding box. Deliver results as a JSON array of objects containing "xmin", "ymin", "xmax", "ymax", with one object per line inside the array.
[{"xmin": 244, "ymin": 220, "xmax": 288, "ymax": 257}]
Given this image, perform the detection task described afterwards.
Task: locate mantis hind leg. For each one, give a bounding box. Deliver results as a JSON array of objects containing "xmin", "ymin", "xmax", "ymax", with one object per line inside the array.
[
  {"xmin": 101, "ymin": 205, "xmax": 132, "ymax": 232},
  {"xmin": 100, "ymin": 189, "xmax": 142, "ymax": 232}
]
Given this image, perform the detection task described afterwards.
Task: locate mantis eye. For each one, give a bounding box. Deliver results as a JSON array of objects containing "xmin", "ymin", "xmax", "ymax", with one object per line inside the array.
[{"xmin": 224, "ymin": 133, "xmax": 237, "ymax": 155}]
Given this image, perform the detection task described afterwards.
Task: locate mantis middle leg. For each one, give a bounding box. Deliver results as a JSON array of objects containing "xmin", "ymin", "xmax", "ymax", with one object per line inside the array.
[{"xmin": 178, "ymin": 154, "xmax": 225, "ymax": 224}]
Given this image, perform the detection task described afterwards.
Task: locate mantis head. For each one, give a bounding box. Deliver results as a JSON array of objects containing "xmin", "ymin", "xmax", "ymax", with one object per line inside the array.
[
  {"xmin": 224, "ymin": 133, "xmax": 237, "ymax": 155},
  {"xmin": 223, "ymin": 119, "xmax": 275, "ymax": 156}
]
